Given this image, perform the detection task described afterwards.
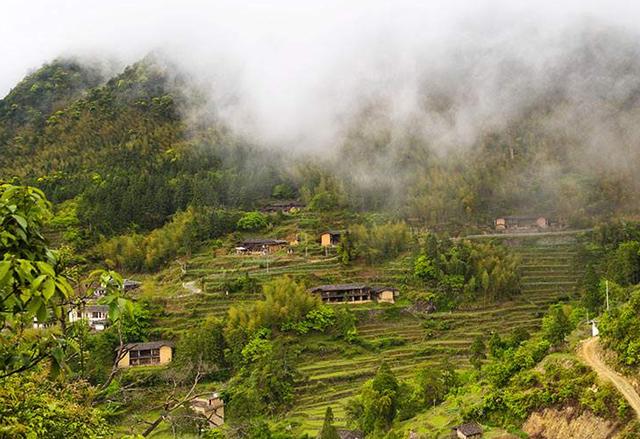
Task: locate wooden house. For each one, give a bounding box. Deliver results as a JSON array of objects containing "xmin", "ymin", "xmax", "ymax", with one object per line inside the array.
[
  {"xmin": 117, "ymin": 341, "xmax": 174, "ymax": 368},
  {"xmin": 495, "ymin": 216, "xmax": 549, "ymax": 232},
  {"xmin": 236, "ymin": 239, "xmax": 288, "ymax": 255},
  {"xmin": 320, "ymin": 231, "xmax": 342, "ymax": 247},
  {"xmin": 310, "ymin": 284, "xmax": 373, "ymax": 303},
  {"xmin": 452, "ymin": 422, "xmax": 483, "ymax": 439},
  {"xmin": 260, "ymin": 201, "xmax": 305, "ymax": 214},
  {"xmin": 192, "ymin": 392, "xmax": 224, "ymax": 427},
  {"xmin": 310, "ymin": 284, "xmax": 399, "ymax": 304},
  {"xmin": 94, "ymin": 278, "xmax": 141, "ymax": 297}
]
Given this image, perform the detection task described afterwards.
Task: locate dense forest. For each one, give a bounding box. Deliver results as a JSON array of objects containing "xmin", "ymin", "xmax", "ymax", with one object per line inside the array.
[{"xmin": 2, "ymin": 28, "xmax": 640, "ymax": 252}]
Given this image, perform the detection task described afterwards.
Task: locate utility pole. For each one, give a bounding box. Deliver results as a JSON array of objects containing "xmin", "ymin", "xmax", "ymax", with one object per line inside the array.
[{"xmin": 606, "ymin": 280, "xmax": 610, "ymax": 311}]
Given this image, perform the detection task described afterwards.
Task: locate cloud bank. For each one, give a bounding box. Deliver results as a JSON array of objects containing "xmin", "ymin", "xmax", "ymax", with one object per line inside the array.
[{"xmin": 3, "ymin": 0, "xmax": 640, "ymax": 155}]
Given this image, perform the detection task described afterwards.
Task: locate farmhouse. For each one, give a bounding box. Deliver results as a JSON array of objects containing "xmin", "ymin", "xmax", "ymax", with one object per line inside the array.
[
  {"xmin": 68, "ymin": 304, "xmax": 109, "ymax": 331},
  {"xmin": 236, "ymin": 239, "xmax": 289, "ymax": 255},
  {"xmin": 372, "ymin": 286, "xmax": 399, "ymax": 304},
  {"xmin": 192, "ymin": 392, "xmax": 225, "ymax": 427},
  {"xmin": 452, "ymin": 422, "xmax": 483, "ymax": 439},
  {"xmin": 260, "ymin": 201, "xmax": 305, "ymax": 214},
  {"xmin": 320, "ymin": 230, "xmax": 342, "ymax": 247},
  {"xmin": 310, "ymin": 284, "xmax": 398, "ymax": 304},
  {"xmin": 94, "ymin": 278, "xmax": 141, "ymax": 297},
  {"xmin": 336, "ymin": 430, "xmax": 364, "ymax": 439},
  {"xmin": 495, "ymin": 216, "xmax": 549, "ymax": 232},
  {"xmin": 310, "ymin": 284, "xmax": 373, "ymax": 303},
  {"xmin": 117, "ymin": 341, "xmax": 174, "ymax": 368}
]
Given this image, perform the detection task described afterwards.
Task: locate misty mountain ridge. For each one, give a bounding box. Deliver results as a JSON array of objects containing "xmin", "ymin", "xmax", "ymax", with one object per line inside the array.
[{"xmin": 1, "ymin": 22, "xmax": 640, "ymax": 238}]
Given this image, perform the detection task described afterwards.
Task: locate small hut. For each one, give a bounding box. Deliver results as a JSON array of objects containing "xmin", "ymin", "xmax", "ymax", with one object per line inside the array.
[
  {"xmin": 320, "ymin": 231, "xmax": 342, "ymax": 247},
  {"xmin": 452, "ymin": 422, "xmax": 483, "ymax": 439}
]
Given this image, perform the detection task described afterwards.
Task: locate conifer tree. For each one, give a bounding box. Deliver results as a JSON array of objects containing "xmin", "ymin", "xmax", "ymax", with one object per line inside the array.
[{"xmin": 318, "ymin": 406, "xmax": 340, "ymax": 439}]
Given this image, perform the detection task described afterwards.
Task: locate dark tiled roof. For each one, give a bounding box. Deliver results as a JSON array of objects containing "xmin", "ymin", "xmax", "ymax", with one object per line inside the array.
[
  {"xmin": 371, "ymin": 286, "xmax": 398, "ymax": 293},
  {"xmin": 121, "ymin": 341, "xmax": 174, "ymax": 351},
  {"xmin": 240, "ymin": 239, "xmax": 288, "ymax": 245},
  {"xmin": 84, "ymin": 305, "xmax": 109, "ymax": 312},
  {"xmin": 337, "ymin": 430, "xmax": 364, "ymax": 439},
  {"xmin": 323, "ymin": 230, "xmax": 343, "ymax": 236},
  {"xmin": 498, "ymin": 215, "xmax": 546, "ymax": 220},
  {"xmin": 453, "ymin": 421, "xmax": 483, "ymax": 436},
  {"xmin": 310, "ymin": 284, "xmax": 369, "ymax": 292}
]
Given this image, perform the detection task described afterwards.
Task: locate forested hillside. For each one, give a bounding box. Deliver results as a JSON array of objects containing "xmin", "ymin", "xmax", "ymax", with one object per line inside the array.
[
  {"xmin": 4, "ymin": 31, "xmax": 640, "ymax": 439},
  {"xmin": 2, "ymin": 28, "xmax": 640, "ymax": 250}
]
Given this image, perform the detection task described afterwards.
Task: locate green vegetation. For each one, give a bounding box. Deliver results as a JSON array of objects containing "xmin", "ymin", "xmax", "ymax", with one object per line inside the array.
[
  {"xmin": 4, "ymin": 52, "xmax": 640, "ymax": 439},
  {"xmin": 413, "ymin": 234, "xmax": 521, "ymax": 309}
]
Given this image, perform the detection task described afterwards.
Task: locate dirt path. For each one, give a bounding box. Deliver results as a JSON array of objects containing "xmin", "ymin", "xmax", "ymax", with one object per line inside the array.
[
  {"xmin": 580, "ymin": 337, "xmax": 640, "ymax": 418},
  {"xmin": 180, "ymin": 280, "xmax": 202, "ymax": 296}
]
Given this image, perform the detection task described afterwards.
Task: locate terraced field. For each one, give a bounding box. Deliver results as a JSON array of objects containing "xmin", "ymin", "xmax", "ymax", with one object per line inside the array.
[
  {"xmin": 288, "ymin": 235, "xmax": 584, "ymax": 434},
  {"xmin": 148, "ymin": 231, "xmax": 584, "ymax": 435}
]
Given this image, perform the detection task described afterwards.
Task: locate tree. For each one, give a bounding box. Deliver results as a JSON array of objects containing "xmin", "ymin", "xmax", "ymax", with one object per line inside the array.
[
  {"xmin": 237, "ymin": 211, "xmax": 268, "ymax": 231},
  {"xmin": 318, "ymin": 406, "xmax": 340, "ymax": 439},
  {"xmin": 582, "ymin": 264, "xmax": 603, "ymax": 313},
  {"xmin": 348, "ymin": 362, "xmax": 400, "ymax": 434},
  {"xmin": 542, "ymin": 305, "xmax": 572, "ymax": 346},
  {"xmin": 470, "ymin": 335, "xmax": 487, "ymax": 369},
  {"xmin": 0, "ymin": 183, "xmax": 74, "ymax": 377},
  {"xmin": 610, "ymin": 241, "xmax": 640, "ymax": 286}
]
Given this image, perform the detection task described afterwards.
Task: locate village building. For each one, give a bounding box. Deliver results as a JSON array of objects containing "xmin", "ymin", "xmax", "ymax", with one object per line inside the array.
[
  {"xmin": 372, "ymin": 286, "xmax": 399, "ymax": 304},
  {"xmin": 310, "ymin": 284, "xmax": 373, "ymax": 303},
  {"xmin": 452, "ymin": 422, "xmax": 483, "ymax": 439},
  {"xmin": 320, "ymin": 231, "xmax": 342, "ymax": 247},
  {"xmin": 310, "ymin": 284, "xmax": 398, "ymax": 304},
  {"xmin": 68, "ymin": 304, "xmax": 110, "ymax": 331},
  {"xmin": 235, "ymin": 239, "xmax": 289, "ymax": 255},
  {"xmin": 260, "ymin": 201, "xmax": 305, "ymax": 214},
  {"xmin": 117, "ymin": 341, "xmax": 174, "ymax": 368},
  {"xmin": 336, "ymin": 430, "xmax": 364, "ymax": 439},
  {"xmin": 94, "ymin": 278, "xmax": 141, "ymax": 297},
  {"xmin": 495, "ymin": 216, "xmax": 549, "ymax": 232},
  {"xmin": 191, "ymin": 392, "xmax": 224, "ymax": 427}
]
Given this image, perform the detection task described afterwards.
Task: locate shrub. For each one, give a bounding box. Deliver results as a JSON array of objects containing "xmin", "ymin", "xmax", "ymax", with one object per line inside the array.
[{"xmin": 237, "ymin": 211, "xmax": 269, "ymax": 231}]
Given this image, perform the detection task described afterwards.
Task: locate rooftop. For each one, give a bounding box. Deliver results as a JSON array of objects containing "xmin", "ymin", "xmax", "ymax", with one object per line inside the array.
[
  {"xmin": 310, "ymin": 284, "xmax": 369, "ymax": 292},
  {"xmin": 453, "ymin": 421, "xmax": 483, "ymax": 436},
  {"xmin": 240, "ymin": 238, "xmax": 288, "ymax": 245},
  {"xmin": 337, "ymin": 430, "xmax": 364, "ymax": 439},
  {"xmin": 120, "ymin": 341, "xmax": 174, "ymax": 352}
]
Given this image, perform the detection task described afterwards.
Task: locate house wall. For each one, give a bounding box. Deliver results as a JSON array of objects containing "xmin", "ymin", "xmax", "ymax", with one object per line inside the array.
[
  {"xmin": 321, "ymin": 233, "xmax": 331, "ymax": 247},
  {"xmin": 159, "ymin": 346, "xmax": 173, "ymax": 364},
  {"xmin": 536, "ymin": 217, "xmax": 548, "ymax": 228},
  {"xmin": 117, "ymin": 352, "xmax": 130, "ymax": 368},
  {"xmin": 378, "ymin": 290, "xmax": 396, "ymax": 303}
]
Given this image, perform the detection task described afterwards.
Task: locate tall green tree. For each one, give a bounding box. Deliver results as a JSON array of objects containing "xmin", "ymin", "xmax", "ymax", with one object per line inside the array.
[{"xmin": 318, "ymin": 406, "xmax": 340, "ymax": 439}]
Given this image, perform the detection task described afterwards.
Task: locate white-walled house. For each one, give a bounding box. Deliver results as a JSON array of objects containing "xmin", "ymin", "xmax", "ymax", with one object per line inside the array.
[{"xmin": 68, "ymin": 304, "xmax": 110, "ymax": 331}]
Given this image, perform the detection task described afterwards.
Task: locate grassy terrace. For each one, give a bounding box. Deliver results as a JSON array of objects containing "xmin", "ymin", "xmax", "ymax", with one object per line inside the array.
[
  {"xmin": 289, "ymin": 237, "xmax": 583, "ymax": 434},
  {"xmin": 145, "ymin": 231, "xmax": 582, "ymax": 435}
]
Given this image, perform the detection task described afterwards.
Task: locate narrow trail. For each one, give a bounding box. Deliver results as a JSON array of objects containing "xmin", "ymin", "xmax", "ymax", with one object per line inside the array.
[
  {"xmin": 180, "ymin": 280, "xmax": 203, "ymax": 297},
  {"xmin": 579, "ymin": 337, "xmax": 640, "ymax": 418}
]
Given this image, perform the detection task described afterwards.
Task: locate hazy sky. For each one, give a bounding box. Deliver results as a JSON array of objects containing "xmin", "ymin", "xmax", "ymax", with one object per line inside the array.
[
  {"xmin": 3, "ymin": 0, "xmax": 640, "ymax": 150},
  {"xmin": 2, "ymin": 0, "xmax": 639, "ymax": 97}
]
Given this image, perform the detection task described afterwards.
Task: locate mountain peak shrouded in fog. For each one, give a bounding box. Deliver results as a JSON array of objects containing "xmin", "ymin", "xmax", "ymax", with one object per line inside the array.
[{"xmin": 3, "ymin": 1, "xmax": 640, "ymax": 224}]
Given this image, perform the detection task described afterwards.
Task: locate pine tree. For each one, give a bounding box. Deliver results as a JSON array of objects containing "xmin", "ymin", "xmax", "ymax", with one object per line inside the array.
[{"xmin": 318, "ymin": 406, "xmax": 340, "ymax": 439}]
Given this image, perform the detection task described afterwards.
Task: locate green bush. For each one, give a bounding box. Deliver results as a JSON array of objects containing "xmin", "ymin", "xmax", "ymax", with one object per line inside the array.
[{"xmin": 237, "ymin": 211, "xmax": 269, "ymax": 231}]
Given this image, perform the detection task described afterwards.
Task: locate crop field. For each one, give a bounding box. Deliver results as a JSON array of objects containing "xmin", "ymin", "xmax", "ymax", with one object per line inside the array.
[{"xmin": 146, "ymin": 232, "xmax": 583, "ymax": 435}]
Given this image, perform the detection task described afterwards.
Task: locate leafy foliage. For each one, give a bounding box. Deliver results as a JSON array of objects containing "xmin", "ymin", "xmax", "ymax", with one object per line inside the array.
[
  {"xmin": 0, "ymin": 368, "xmax": 109, "ymax": 438},
  {"xmin": 413, "ymin": 234, "xmax": 521, "ymax": 308},
  {"xmin": 237, "ymin": 211, "xmax": 269, "ymax": 231}
]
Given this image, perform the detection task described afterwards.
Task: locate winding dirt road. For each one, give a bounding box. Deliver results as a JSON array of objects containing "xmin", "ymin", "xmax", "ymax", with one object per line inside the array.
[{"xmin": 580, "ymin": 337, "xmax": 640, "ymax": 418}]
